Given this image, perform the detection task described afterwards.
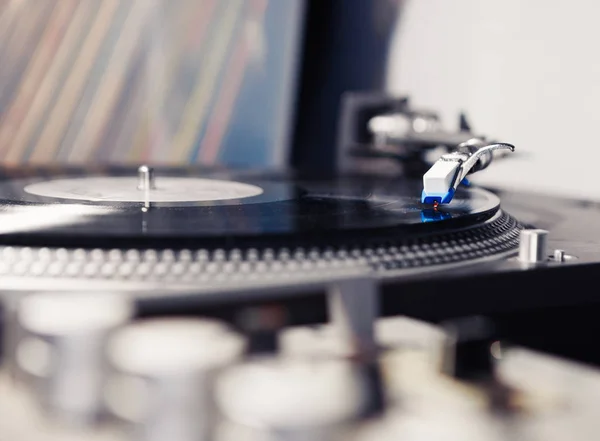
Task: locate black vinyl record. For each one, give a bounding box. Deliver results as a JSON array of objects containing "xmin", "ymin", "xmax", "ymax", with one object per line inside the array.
[{"xmin": 0, "ymin": 166, "xmax": 500, "ymax": 248}]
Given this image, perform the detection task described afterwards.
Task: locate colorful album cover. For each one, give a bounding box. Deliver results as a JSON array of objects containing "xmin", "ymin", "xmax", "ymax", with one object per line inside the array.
[{"xmin": 0, "ymin": 0, "xmax": 304, "ymax": 167}]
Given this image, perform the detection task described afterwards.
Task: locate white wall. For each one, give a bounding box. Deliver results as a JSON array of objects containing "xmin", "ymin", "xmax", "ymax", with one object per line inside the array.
[{"xmin": 387, "ymin": 0, "xmax": 600, "ymax": 199}]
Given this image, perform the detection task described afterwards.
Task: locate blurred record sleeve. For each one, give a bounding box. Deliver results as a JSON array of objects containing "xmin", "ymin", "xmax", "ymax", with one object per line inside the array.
[{"xmin": 0, "ymin": 0, "xmax": 304, "ymax": 167}]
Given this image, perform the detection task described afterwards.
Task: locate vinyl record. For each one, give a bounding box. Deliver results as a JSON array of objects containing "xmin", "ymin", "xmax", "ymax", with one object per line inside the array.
[{"xmin": 0, "ymin": 166, "xmax": 500, "ymax": 248}]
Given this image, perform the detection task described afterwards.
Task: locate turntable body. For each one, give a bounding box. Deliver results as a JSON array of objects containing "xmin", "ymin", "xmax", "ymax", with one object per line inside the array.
[
  {"xmin": 2, "ymin": 166, "xmax": 600, "ymax": 441},
  {"xmin": 0, "ymin": 165, "xmax": 594, "ymax": 316}
]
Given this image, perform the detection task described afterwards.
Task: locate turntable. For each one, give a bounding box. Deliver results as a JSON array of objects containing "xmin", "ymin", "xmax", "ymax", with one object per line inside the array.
[
  {"xmin": 0, "ymin": 125, "xmax": 598, "ymax": 383},
  {"xmin": 0, "ymin": 129, "xmax": 592, "ymax": 317},
  {"xmin": 5, "ymin": 1, "xmax": 600, "ymax": 438}
]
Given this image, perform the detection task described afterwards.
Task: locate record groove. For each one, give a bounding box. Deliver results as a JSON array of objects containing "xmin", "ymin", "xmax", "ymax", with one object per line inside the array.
[{"xmin": 0, "ymin": 167, "xmax": 500, "ymax": 248}]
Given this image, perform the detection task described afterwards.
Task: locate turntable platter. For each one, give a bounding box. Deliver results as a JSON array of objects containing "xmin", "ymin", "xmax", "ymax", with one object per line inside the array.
[
  {"xmin": 0, "ymin": 166, "xmax": 523, "ymax": 286},
  {"xmin": 0, "ymin": 166, "xmax": 501, "ymax": 248}
]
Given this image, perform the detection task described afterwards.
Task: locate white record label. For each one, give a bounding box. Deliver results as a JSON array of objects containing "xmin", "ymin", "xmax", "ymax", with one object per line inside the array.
[{"xmin": 24, "ymin": 177, "xmax": 264, "ymax": 203}]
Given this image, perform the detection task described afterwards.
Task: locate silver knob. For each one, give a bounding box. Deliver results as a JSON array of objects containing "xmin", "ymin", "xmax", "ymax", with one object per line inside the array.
[
  {"xmin": 137, "ymin": 165, "xmax": 156, "ymax": 191},
  {"xmin": 553, "ymin": 249, "xmax": 566, "ymax": 262},
  {"xmin": 137, "ymin": 165, "xmax": 155, "ymax": 212},
  {"xmin": 518, "ymin": 229, "xmax": 548, "ymax": 264},
  {"xmin": 215, "ymin": 357, "xmax": 366, "ymax": 441},
  {"xmin": 104, "ymin": 318, "xmax": 246, "ymax": 441},
  {"xmin": 15, "ymin": 292, "xmax": 133, "ymax": 425}
]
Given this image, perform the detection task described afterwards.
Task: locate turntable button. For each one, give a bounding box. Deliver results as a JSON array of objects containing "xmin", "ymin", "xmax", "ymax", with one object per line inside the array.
[
  {"xmin": 553, "ymin": 249, "xmax": 566, "ymax": 262},
  {"xmin": 105, "ymin": 319, "xmax": 245, "ymax": 440},
  {"xmin": 215, "ymin": 358, "xmax": 365, "ymax": 437},
  {"xmin": 518, "ymin": 229, "xmax": 549, "ymax": 264},
  {"xmin": 15, "ymin": 292, "xmax": 133, "ymax": 424}
]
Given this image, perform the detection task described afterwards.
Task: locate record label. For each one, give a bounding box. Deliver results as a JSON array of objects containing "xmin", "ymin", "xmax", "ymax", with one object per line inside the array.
[{"xmin": 24, "ymin": 177, "xmax": 264, "ymax": 203}]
